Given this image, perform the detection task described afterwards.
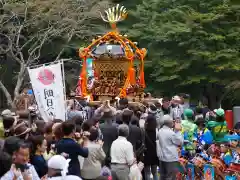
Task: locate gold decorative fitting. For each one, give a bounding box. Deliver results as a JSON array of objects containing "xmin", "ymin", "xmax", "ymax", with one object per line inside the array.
[{"xmin": 100, "ymin": 4, "xmax": 127, "ymax": 29}]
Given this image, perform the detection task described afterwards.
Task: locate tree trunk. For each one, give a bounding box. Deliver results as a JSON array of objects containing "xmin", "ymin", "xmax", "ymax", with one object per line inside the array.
[
  {"xmin": 203, "ymin": 84, "xmax": 225, "ymax": 110},
  {"xmin": 208, "ymin": 94, "xmax": 219, "ymax": 110},
  {"xmin": 13, "ymin": 64, "xmax": 26, "ymax": 104},
  {"xmin": 0, "ymin": 80, "xmax": 13, "ymax": 108}
]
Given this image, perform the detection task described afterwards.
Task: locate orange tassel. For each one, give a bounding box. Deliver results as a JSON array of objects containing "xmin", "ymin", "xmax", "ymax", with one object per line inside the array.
[
  {"xmin": 129, "ymin": 67, "xmax": 136, "ymax": 85},
  {"xmin": 80, "ymin": 58, "xmax": 87, "ymax": 96},
  {"xmin": 139, "ymin": 70, "xmax": 146, "ymax": 88},
  {"xmin": 139, "ymin": 58, "xmax": 146, "ymax": 88}
]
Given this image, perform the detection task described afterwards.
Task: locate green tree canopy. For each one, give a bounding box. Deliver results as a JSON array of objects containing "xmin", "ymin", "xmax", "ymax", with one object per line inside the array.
[{"xmin": 129, "ymin": 0, "xmax": 240, "ymax": 108}]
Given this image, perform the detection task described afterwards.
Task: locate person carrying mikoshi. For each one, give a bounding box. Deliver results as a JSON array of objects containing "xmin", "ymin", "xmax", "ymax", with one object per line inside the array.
[
  {"xmin": 181, "ymin": 109, "xmax": 198, "ymax": 158},
  {"xmin": 207, "ymin": 108, "xmax": 228, "ymax": 143}
]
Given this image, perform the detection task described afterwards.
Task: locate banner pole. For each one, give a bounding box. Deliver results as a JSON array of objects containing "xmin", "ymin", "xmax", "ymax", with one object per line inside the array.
[
  {"xmin": 61, "ymin": 60, "xmax": 67, "ymax": 121},
  {"xmin": 28, "ymin": 58, "xmax": 74, "ymax": 69}
]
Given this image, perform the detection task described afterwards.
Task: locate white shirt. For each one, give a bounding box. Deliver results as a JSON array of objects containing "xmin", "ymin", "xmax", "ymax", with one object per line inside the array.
[
  {"xmin": 110, "ymin": 136, "xmax": 134, "ymax": 165},
  {"xmin": 48, "ymin": 175, "xmax": 82, "ymax": 180},
  {"xmin": 1, "ymin": 164, "xmax": 40, "ymax": 180}
]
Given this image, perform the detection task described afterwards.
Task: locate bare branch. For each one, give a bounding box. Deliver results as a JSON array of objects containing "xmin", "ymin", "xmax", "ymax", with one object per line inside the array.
[
  {"xmin": 55, "ymin": 29, "xmax": 75, "ymax": 61},
  {"xmin": 24, "ymin": 0, "xmax": 28, "ymax": 21},
  {"xmin": 16, "ymin": 25, "xmax": 23, "ymax": 50},
  {"xmin": 0, "ymin": 0, "xmax": 111, "ymax": 108},
  {"xmin": 14, "ymin": 1, "xmax": 28, "ymax": 64},
  {"xmin": 0, "ymin": 33, "xmax": 23, "ymax": 64},
  {"xmin": 20, "ymin": 36, "xmax": 37, "ymax": 50},
  {"xmin": 27, "ymin": 27, "xmax": 53, "ymax": 65},
  {"xmin": 1, "ymin": 14, "xmax": 15, "ymax": 26}
]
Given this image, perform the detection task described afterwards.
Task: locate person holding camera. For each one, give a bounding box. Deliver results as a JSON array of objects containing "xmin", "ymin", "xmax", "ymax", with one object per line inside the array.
[
  {"xmin": 169, "ymin": 96, "xmax": 184, "ymax": 121},
  {"xmin": 1, "ymin": 141, "xmax": 40, "ymax": 180},
  {"xmin": 81, "ymin": 127, "xmax": 106, "ymax": 180},
  {"xmin": 157, "ymin": 115, "xmax": 183, "ymax": 180},
  {"xmin": 55, "ymin": 121, "xmax": 89, "ymax": 177},
  {"xmin": 66, "ymin": 99, "xmax": 85, "ymax": 121}
]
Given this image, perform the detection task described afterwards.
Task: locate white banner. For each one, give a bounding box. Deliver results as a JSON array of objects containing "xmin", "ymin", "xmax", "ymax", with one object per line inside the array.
[{"xmin": 28, "ymin": 62, "xmax": 66, "ymax": 121}]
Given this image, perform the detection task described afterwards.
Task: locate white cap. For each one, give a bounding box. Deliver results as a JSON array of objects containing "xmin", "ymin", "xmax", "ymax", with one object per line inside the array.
[
  {"xmin": 162, "ymin": 115, "xmax": 173, "ymax": 123},
  {"xmin": 1, "ymin": 109, "xmax": 15, "ymax": 116},
  {"xmin": 64, "ymin": 175, "xmax": 82, "ymax": 180},
  {"xmin": 48, "ymin": 155, "xmax": 71, "ymax": 178}
]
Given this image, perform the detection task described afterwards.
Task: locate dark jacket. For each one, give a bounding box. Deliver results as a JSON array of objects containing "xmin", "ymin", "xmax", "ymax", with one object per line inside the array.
[
  {"xmin": 56, "ymin": 138, "xmax": 88, "ymax": 177},
  {"xmin": 31, "ymin": 155, "xmax": 47, "ymax": 178},
  {"xmin": 144, "ymin": 130, "xmax": 158, "ymax": 166},
  {"xmin": 127, "ymin": 125, "xmax": 142, "ymax": 153},
  {"xmin": 100, "ymin": 123, "xmax": 118, "ymax": 163}
]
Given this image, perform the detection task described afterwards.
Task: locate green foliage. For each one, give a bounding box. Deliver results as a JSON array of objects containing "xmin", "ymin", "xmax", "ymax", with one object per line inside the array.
[{"xmin": 129, "ymin": 0, "xmax": 240, "ymax": 102}]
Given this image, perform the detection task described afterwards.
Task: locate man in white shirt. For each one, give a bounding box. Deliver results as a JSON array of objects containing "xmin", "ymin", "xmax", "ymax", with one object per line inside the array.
[{"xmin": 110, "ymin": 124, "xmax": 134, "ymax": 180}]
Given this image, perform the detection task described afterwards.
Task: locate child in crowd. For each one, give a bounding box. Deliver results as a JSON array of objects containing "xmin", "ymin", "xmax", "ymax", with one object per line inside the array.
[
  {"xmin": 181, "ymin": 109, "xmax": 198, "ymax": 158},
  {"xmin": 195, "ymin": 117, "xmax": 213, "ymax": 152},
  {"xmin": 221, "ymin": 134, "xmax": 240, "ymax": 166},
  {"xmin": 220, "ymin": 143, "xmax": 232, "ymax": 166}
]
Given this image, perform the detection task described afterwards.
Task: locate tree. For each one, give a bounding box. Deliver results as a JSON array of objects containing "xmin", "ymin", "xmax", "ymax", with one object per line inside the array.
[
  {"xmin": 129, "ymin": 0, "xmax": 240, "ymax": 108},
  {"xmin": 0, "ymin": 0, "xmax": 109, "ymax": 108}
]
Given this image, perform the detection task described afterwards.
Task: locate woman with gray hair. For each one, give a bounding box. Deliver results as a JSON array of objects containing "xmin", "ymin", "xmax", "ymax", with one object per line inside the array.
[{"xmin": 110, "ymin": 124, "xmax": 134, "ymax": 180}]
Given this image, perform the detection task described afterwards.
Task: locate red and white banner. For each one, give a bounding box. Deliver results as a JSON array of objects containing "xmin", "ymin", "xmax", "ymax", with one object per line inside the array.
[{"xmin": 28, "ymin": 62, "xmax": 66, "ymax": 121}]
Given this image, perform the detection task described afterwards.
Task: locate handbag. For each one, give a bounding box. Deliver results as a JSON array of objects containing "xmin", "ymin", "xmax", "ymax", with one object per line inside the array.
[
  {"xmin": 136, "ymin": 128, "xmax": 145, "ymax": 157},
  {"xmin": 145, "ymin": 131, "xmax": 161, "ymax": 158},
  {"xmin": 129, "ymin": 163, "xmax": 143, "ymax": 180},
  {"xmin": 145, "ymin": 131, "xmax": 163, "ymax": 159}
]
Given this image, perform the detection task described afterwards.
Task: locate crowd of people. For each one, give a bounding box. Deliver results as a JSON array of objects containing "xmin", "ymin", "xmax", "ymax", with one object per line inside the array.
[{"xmin": 0, "ymin": 94, "xmax": 239, "ymax": 180}]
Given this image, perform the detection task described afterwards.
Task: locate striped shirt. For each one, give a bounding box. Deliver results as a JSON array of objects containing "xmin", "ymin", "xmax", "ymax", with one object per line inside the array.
[{"xmin": 170, "ymin": 106, "xmax": 184, "ymax": 120}]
